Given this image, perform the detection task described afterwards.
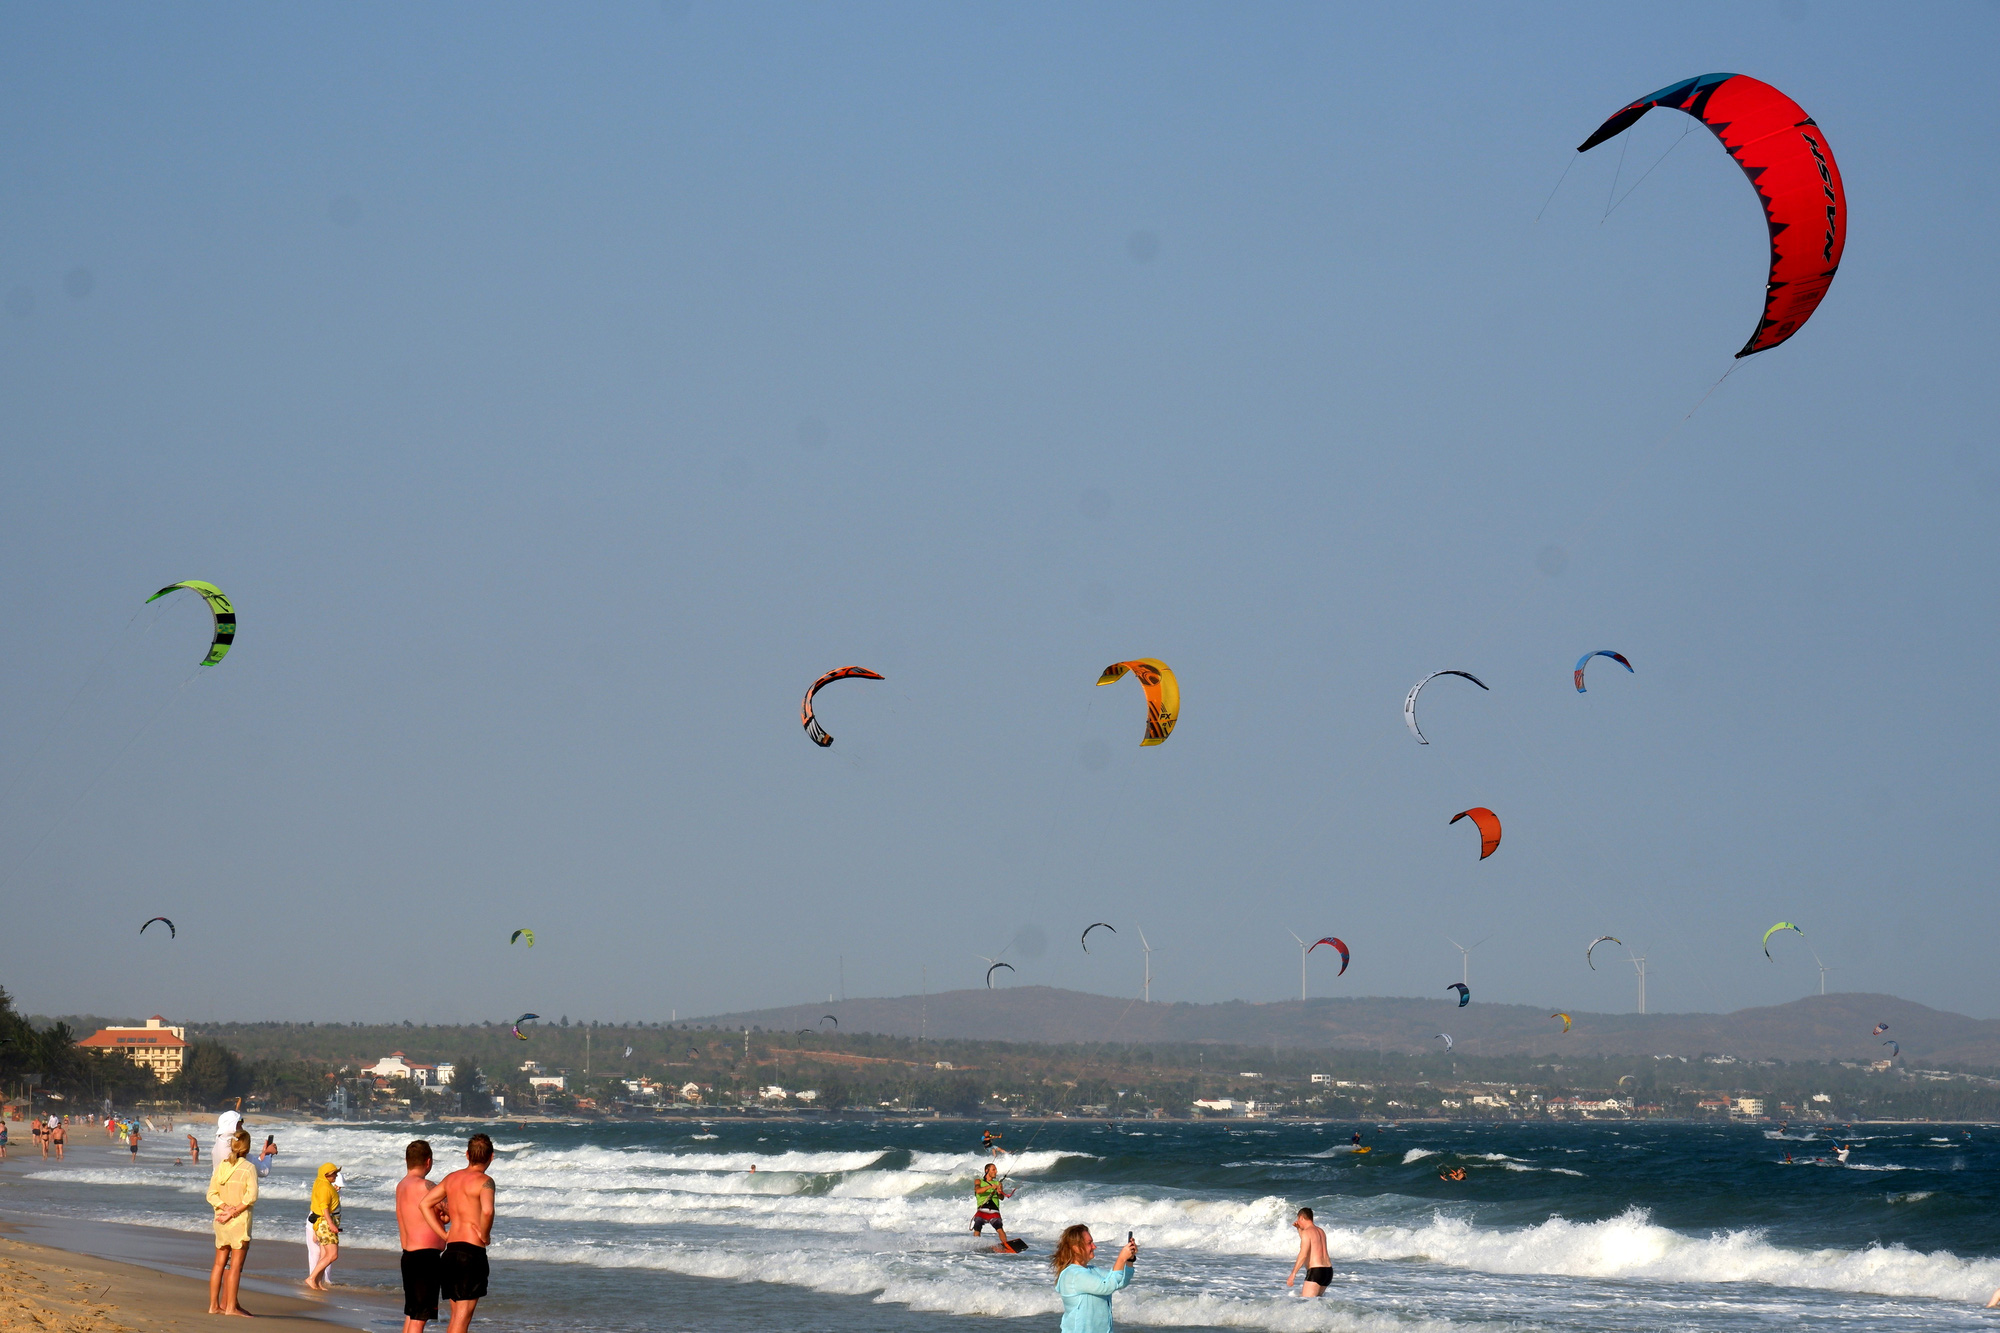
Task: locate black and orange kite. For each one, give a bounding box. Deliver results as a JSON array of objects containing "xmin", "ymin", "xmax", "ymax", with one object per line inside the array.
[
  {"xmin": 800, "ymin": 667, "xmax": 884, "ymax": 748},
  {"xmin": 1579, "ymin": 73, "xmax": 1846, "ymax": 357}
]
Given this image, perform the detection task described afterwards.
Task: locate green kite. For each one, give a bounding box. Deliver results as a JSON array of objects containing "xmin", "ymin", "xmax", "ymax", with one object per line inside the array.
[{"xmin": 146, "ymin": 581, "xmax": 235, "ymax": 666}]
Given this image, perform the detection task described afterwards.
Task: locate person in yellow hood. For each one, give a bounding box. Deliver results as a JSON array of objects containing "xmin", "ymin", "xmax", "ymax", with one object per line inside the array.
[{"xmin": 306, "ymin": 1162, "xmax": 343, "ymax": 1290}]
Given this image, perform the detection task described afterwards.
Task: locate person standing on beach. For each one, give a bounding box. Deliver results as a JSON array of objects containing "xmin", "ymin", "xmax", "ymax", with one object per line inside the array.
[
  {"xmin": 50, "ymin": 1118, "xmax": 63, "ymax": 1159},
  {"xmin": 422, "ymin": 1134, "xmax": 496, "ymax": 1333},
  {"xmin": 1052, "ymin": 1225, "xmax": 1136, "ymax": 1332},
  {"xmin": 206, "ymin": 1129, "xmax": 259, "ymax": 1316},
  {"xmin": 396, "ymin": 1140, "xmax": 449, "ymax": 1333},
  {"xmin": 1284, "ymin": 1207, "xmax": 1332, "ymax": 1297},
  {"xmin": 306, "ymin": 1163, "xmax": 344, "ymax": 1290},
  {"xmin": 214, "ymin": 1098, "xmax": 243, "ymax": 1163},
  {"xmin": 0, "ymin": 1120, "xmax": 9, "ymax": 1158}
]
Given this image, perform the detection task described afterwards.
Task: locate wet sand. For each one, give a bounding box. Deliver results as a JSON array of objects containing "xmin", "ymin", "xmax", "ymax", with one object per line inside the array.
[
  {"xmin": 0, "ymin": 1126, "xmax": 397, "ymax": 1330},
  {"xmin": 0, "ymin": 1233, "xmax": 339, "ymax": 1332}
]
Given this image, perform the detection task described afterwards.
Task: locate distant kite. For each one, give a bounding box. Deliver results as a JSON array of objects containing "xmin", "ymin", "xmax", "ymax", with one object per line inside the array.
[
  {"xmin": 1081, "ymin": 922, "xmax": 1116, "ymax": 952},
  {"xmin": 1762, "ymin": 922, "xmax": 1803, "ymax": 959},
  {"xmin": 801, "ymin": 667, "xmax": 885, "ymax": 747},
  {"xmin": 146, "ymin": 581, "xmax": 236, "ymax": 666},
  {"xmin": 1309, "ymin": 936, "xmax": 1350, "ymax": 977},
  {"xmin": 140, "ymin": 916, "xmax": 176, "ymax": 938},
  {"xmin": 1872, "ymin": 1023, "xmax": 1889, "ymax": 1037},
  {"xmin": 1586, "ymin": 936, "xmax": 1623, "ymax": 970},
  {"xmin": 1573, "ymin": 651, "xmax": 1633, "ymax": 693},
  {"xmin": 1882, "ymin": 1039, "xmax": 1900, "ymax": 1059},
  {"xmin": 1576, "ymin": 74, "xmax": 1846, "ymax": 358},
  {"xmin": 623, "ymin": 1046, "xmax": 633, "ymax": 1058},
  {"xmin": 1447, "ymin": 982, "xmax": 1470, "ymax": 1007},
  {"xmin": 1450, "ymin": 808, "xmax": 1502, "ymax": 859},
  {"xmin": 513, "ymin": 1012, "xmax": 540, "ymax": 1040},
  {"xmin": 985, "ymin": 961, "xmax": 1015, "ymax": 988},
  {"xmin": 510, "ymin": 929, "xmax": 534, "ymax": 947},
  {"xmin": 1551, "ymin": 1012, "xmax": 1572, "ymax": 1034},
  {"xmin": 1435, "ymin": 1033, "xmax": 1453, "ymax": 1051},
  {"xmin": 1403, "ymin": 670, "xmax": 1489, "ymax": 745},
  {"xmin": 821, "ymin": 1015, "xmax": 838, "ymax": 1030},
  {"xmin": 1095, "ymin": 659, "xmax": 1179, "ymax": 746}
]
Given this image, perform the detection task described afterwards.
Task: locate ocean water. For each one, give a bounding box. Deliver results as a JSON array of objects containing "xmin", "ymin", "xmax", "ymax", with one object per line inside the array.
[{"xmin": 17, "ymin": 1117, "xmax": 2000, "ymax": 1331}]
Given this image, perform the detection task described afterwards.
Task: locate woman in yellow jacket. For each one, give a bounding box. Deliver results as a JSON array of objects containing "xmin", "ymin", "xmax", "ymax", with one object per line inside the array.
[
  {"xmin": 307, "ymin": 1162, "xmax": 343, "ymax": 1290},
  {"xmin": 206, "ymin": 1130, "xmax": 259, "ymax": 1315}
]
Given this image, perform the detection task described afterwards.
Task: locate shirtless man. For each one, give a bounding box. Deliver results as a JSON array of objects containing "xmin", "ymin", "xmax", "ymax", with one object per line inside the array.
[
  {"xmin": 1285, "ymin": 1207, "xmax": 1333, "ymax": 1297},
  {"xmin": 421, "ymin": 1134, "xmax": 495, "ymax": 1333},
  {"xmin": 50, "ymin": 1118, "xmax": 63, "ymax": 1159},
  {"xmin": 395, "ymin": 1140, "xmax": 449, "ymax": 1333}
]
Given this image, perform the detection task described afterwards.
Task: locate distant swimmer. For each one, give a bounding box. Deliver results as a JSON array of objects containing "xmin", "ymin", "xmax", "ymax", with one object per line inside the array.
[
  {"xmin": 971, "ymin": 1163, "xmax": 1015, "ymax": 1251},
  {"xmin": 1285, "ymin": 1207, "xmax": 1332, "ymax": 1297},
  {"xmin": 1439, "ymin": 1166, "xmax": 1467, "ymax": 1182}
]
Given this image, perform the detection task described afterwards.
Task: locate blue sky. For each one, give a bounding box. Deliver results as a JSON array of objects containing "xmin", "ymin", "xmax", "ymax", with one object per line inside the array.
[{"xmin": 4, "ymin": 3, "xmax": 1997, "ymax": 1024}]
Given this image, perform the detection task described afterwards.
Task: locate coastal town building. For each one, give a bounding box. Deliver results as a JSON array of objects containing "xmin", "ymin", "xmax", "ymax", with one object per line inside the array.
[
  {"xmin": 362, "ymin": 1052, "xmax": 442, "ymax": 1087},
  {"xmin": 79, "ymin": 1016, "xmax": 186, "ymax": 1082}
]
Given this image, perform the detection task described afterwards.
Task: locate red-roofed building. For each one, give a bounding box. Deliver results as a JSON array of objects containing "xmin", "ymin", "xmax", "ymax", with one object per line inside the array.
[{"xmin": 79, "ymin": 1016, "xmax": 187, "ymax": 1082}]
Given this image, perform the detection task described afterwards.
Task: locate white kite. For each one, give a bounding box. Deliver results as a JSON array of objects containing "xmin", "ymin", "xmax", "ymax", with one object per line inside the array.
[{"xmin": 1404, "ymin": 670, "xmax": 1489, "ymax": 745}]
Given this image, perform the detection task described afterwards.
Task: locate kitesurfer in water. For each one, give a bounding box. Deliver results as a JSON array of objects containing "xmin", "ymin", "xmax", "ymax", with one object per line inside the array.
[
  {"xmin": 1350, "ymin": 1131, "xmax": 1362, "ymax": 1146},
  {"xmin": 972, "ymin": 1163, "xmax": 1017, "ymax": 1251},
  {"xmin": 982, "ymin": 1130, "xmax": 1006, "ymax": 1158},
  {"xmin": 1835, "ymin": 1143, "xmax": 1851, "ymax": 1164}
]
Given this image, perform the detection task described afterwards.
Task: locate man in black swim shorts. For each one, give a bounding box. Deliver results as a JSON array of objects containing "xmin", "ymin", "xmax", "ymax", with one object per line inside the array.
[
  {"xmin": 396, "ymin": 1140, "xmax": 448, "ymax": 1332},
  {"xmin": 423, "ymin": 1134, "xmax": 496, "ymax": 1333},
  {"xmin": 1285, "ymin": 1206, "xmax": 1333, "ymax": 1297}
]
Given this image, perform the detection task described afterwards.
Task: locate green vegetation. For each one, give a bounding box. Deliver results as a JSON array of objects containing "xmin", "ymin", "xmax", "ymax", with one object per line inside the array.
[{"xmin": 63, "ymin": 1014, "xmax": 2000, "ymax": 1122}]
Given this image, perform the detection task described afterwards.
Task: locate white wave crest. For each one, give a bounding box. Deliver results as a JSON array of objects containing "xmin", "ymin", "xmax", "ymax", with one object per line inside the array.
[{"xmin": 1327, "ymin": 1205, "xmax": 2000, "ymax": 1301}]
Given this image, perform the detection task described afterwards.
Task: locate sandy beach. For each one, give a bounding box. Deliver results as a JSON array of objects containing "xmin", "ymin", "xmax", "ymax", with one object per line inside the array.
[
  {"xmin": 0, "ymin": 1124, "xmax": 396, "ymax": 1332},
  {"xmin": 0, "ymin": 1233, "xmax": 336, "ymax": 1333}
]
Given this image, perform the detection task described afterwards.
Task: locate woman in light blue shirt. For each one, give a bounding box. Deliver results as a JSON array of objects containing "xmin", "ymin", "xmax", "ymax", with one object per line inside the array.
[{"xmin": 1052, "ymin": 1224, "xmax": 1136, "ymax": 1333}]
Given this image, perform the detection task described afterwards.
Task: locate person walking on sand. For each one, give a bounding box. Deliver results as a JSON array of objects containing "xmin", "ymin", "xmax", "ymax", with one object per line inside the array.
[
  {"xmin": 422, "ymin": 1134, "xmax": 496, "ymax": 1333},
  {"xmin": 206, "ymin": 1129, "xmax": 260, "ymax": 1316},
  {"xmin": 1284, "ymin": 1207, "xmax": 1333, "ymax": 1297},
  {"xmin": 1052, "ymin": 1224, "xmax": 1136, "ymax": 1332},
  {"xmin": 396, "ymin": 1140, "xmax": 449, "ymax": 1333},
  {"xmin": 306, "ymin": 1162, "xmax": 344, "ymax": 1290}
]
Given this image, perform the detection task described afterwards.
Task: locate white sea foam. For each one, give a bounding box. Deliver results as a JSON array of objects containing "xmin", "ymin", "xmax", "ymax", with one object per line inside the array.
[
  {"xmin": 1323, "ymin": 1206, "xmax": 2000, "ymax": 1301},
  {"xmin": 1402, "ymin": 1150, "xmax": 1437, "ymax": 1164}
]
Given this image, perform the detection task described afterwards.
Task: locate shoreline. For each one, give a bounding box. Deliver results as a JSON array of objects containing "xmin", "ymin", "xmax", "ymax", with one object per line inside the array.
[{"xmin": 0, "ymin": 1230, "xmax": 364, "ymax": 1333}]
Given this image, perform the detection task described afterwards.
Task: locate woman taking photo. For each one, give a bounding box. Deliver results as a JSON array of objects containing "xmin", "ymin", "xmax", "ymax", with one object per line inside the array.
[
  {"xmin": 205, "ymin": 1130, "xmax": 259, "ymax": 1315},
  {"xmin": 1052, "ymin": 1224, "xmax": 1136, "ymax": 1332}
]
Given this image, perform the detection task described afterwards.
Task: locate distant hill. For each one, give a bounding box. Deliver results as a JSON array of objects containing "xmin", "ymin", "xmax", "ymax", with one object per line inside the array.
[{"xmin": 689, "ymin": 988, "xmax": 1999, "ymax": 1069}]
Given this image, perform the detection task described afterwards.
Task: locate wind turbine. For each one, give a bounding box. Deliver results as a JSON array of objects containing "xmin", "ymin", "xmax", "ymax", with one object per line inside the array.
[
  {"xmin": 1138, "ymin": 928, "xmax": 1161, "ymax": 1003},
  {"xmin": 1445, "ymin": 934, "xmax": 1494, "ymax": 988},
  {"xmin": 1286, "ymin": 930, "xmax": 1313, "ymax": 1002},
  {"xmin": 1626, "ymin": 949, "xmax": 1649, "ymax": 1014},
  {"xmin": 1808, "ymin": 947, "xmax": 1833, "ymax": 997}
]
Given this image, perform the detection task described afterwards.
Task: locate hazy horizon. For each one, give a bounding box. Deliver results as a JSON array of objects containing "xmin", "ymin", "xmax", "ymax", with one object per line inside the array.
[{"xmin": 4, "ymin": 4, "xmax": 1996, "ymax": 1024}]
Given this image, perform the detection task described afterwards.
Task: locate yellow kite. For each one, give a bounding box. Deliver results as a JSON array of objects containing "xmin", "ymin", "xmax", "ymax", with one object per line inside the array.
[{"xmin": 1096, "ymin": 659, "xmax": 1179, "ymax": 746}]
